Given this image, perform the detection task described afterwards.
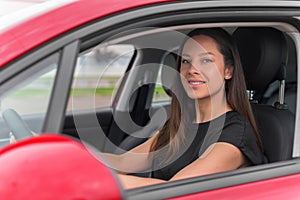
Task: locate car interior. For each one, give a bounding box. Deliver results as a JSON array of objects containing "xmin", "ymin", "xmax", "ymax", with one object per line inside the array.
[{"xmin": 62, "ymin": 23, "xmax": 297, "ymax": 166}]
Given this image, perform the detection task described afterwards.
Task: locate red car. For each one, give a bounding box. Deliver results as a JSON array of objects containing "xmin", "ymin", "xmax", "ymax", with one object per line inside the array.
[{"xmin": 0, "ymin": 0, "xmax": 300, "ymax": 199}]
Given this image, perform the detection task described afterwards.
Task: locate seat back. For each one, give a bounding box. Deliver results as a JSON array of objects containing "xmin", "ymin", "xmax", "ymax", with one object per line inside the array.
[
  {"xmin": 115, "ymin": 52, "xmax": 176, "ymax": 153},
  {"xmin": 251, "ymin": 104, "xmax": 294, "ymax": 162},
  {"xmin": 233, "ymin": 27, "xmax": 295, "ymax": 162}
]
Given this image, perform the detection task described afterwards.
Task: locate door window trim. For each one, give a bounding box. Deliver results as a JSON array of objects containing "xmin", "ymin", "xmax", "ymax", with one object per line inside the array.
[
  {"xmin": 126, "ymin": 159, "xmax": 300, "ymax": 199},
  {"xmin": 43, "ymin": 40, "xmax": 80, "ymax": 133}
]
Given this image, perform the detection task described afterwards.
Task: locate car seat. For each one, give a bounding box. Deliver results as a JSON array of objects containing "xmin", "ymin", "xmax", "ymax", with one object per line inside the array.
[
  {"xmin": 114, "ymin": 52, "xmax": 175, "ymax": 153},
  {"xmin": 233, "ymin": 27, "xmax": 295, "ymax": 162}
]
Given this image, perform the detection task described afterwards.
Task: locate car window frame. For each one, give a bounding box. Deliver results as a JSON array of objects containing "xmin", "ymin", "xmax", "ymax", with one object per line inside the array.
[{"xmin": 42, "ymin": 41, "xmax": 80, "ymax": 133}]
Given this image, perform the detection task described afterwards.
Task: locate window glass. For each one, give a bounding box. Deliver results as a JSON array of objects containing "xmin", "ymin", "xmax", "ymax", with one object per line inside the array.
[
  {"xmin": 0, "ymin": 68, "xmax": 56, "ymax": 116},
  {"xmin": 67, "ymin": 44, "xmax": 134, "ymax": 111},
  {"xmin": 152, "ymin": 52, "xmax": 174, "ymax": 103},
  {"xmin": 0, "ymin": 54, "xmax": 59, "ymax": 147},
  {"xmin": 152, "ymin": 68, "xmax": 171, "ymax": 103}
]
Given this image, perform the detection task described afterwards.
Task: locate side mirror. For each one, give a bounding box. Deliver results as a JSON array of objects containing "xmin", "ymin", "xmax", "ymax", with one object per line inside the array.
[{"xmin": 0, "ymin": 134, "xmax": 123, "ymax": 200}]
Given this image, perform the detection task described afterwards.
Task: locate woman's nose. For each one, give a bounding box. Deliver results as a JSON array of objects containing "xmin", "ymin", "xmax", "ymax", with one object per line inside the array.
[{"xmin": 188, "ymin": 63, "xmax": 201, "ymax": 74}]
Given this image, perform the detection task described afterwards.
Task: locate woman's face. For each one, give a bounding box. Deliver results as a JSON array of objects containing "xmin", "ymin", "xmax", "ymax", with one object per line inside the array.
[{"xmin": 180, "ymin": 35, "xmax": 233, "ymax": 100}]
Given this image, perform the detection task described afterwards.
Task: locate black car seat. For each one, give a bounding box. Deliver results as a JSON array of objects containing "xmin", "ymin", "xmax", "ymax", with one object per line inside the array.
[
  {"xmin": 233, "ymin": 27, "xmax": 295, "ymax": 162},
  {"xmin": 114, "ymin": 52, "xmax": 175, "ymax": 153}
]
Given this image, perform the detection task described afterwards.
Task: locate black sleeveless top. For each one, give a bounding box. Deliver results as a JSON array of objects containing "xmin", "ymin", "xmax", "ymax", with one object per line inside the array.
[{"xmin": 151, "ymin": 111, "xmax": 266, "ymax": 180}]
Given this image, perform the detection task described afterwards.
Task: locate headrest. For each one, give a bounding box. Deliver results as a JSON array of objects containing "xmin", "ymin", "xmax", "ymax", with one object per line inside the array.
[
  {"xmin": 161, "ymin": 52, "xmax": 177, "ymax": 96},
  {"xmin": 233, "ymin": 27, "xmax": 287, "ymax": 93}
]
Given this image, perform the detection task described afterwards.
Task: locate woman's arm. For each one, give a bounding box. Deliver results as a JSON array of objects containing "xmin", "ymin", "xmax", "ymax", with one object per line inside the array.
[
  {"xmin": 118, "ymin": 142, "xmax": 247, "ymax": 189},
  {"xmin": 118, "ymin": 174, "xmax": 166, "ymax": 189},
  {"xmin": 100, "ymin": 135, "xmax": 157, "ymax": 174},
  {"xmin": 170, "ymin": 142, "xmax": 248, "ymax": 180}
]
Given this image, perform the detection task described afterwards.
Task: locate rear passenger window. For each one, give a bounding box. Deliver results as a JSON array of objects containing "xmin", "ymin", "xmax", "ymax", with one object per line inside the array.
[
  {"xmin": 152, "ymin": 67, "xmax": 171, "ymax": 103},
  {"xmin": 152, "ymin": 52, "xmax": 177, "ymax": 104},
  {"xmin": 67, "ymin": 45, "xmax": 135, "ymax": 111}
]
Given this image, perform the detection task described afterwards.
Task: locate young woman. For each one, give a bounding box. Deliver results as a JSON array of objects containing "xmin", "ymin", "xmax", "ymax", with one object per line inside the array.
[{"xmin": 102, "ymin": 28, "xmax": 266, "ymax": 189}]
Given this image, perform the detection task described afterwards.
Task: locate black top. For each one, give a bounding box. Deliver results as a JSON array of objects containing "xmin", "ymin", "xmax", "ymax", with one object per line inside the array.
[{"xmin": 151, "ymin": 111, "xmax": 266, "ymax": 180}]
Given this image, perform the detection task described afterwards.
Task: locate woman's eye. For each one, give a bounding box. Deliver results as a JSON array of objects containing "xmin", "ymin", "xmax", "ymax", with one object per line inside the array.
[
  {"xmin": 182, "ymin": 59, "xmax": 190, "ymax": 64},
  {"xmin": 201, "ymin": 58, "xmax": 213, "ymax": 63}
]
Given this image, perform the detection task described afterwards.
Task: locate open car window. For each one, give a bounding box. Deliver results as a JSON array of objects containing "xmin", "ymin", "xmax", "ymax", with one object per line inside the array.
[{"xmin": 76, "ymin": 24, "xmax": 298, "ymax": 194}]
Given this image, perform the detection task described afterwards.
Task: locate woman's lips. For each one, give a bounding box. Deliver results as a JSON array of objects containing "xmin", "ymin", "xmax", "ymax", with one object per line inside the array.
[{"xmin": 188, "ymin": 80, "xmax": 206, "ymax": 88}]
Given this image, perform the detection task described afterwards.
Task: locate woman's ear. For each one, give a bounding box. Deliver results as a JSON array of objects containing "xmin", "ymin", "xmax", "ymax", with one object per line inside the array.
[{"xmin": 224, "ymin": 66, "xmax": 234, "ymax": 80}]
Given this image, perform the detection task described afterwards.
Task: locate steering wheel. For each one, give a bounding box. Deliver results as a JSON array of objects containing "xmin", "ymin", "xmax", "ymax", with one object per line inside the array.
[{"xmin": 2, "ymin": 108, "xmax": 34, "ymax": 140}]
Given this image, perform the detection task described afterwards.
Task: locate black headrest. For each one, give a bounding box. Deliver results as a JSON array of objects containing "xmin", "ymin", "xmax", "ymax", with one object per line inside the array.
[
  {"xmin": 233, "ymin": 27, "xmax": 287, "ymax": 93},
  {"xmin": 161, "ymin": 52, "xmax": 177, "ymax": 96}
]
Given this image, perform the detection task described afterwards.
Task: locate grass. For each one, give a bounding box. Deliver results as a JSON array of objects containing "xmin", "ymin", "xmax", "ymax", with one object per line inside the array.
[
  {"xmin": 72, "ymin": 86, "xmax": 167, "ymax": 96},
  {"xmin": 70, "ymin": 88, "xmax": 115, "ymax": 96},
  {"xmin": 9, "ymin": 89, "xmax": 52, "ymax": 97},
  {"xmin": 8, "ymin": 86, "xmax": 167, "ymax": 97},
  {"xmin": 154, "ymin": 86, "xmax": 166, "ymax": 94}
]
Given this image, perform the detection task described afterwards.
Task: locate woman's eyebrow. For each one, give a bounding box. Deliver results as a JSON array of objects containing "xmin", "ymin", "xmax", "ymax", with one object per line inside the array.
[
  {"xmin": 181, "ymin": 53, "xmax": 191, "ymax": 57},
  {"xmin": 198, "ymin": 52, "xmax": 215, "ymax": 56},
  {"xmin": 182, "ymin": 52, "xmax": 215, "ymax": 57}
]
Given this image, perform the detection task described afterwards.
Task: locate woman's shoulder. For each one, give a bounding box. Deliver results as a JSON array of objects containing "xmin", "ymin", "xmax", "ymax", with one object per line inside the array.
[
  {"xmin": 220, "ymin": 111, "xmax": 265, "ymax": 165},
  {"xmin": 225, "ymin": 110, "xmax": 247, "ymax": 123},
  {"xmin": 195, "ymin": 110, "xmax": 265, "ymax": 165},
  {"xmin": 220, "ymin": 111, "xmax": 253, "ymax": 143}
]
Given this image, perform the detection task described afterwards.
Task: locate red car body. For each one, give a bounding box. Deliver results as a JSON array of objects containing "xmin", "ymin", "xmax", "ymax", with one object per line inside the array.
[
  {"xmin": 0, "ymin": 0, "xmax": 170, "ymax": 67},
  {"xmin": 0, "ymin": 0, "xmax": 300, "ymax": 199},
  {"xmin": 0, "ymin": 134, "xmax": 122, "ymax": 200}
]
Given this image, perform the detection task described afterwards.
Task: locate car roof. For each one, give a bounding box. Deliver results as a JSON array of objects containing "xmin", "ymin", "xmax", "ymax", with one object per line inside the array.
[{"xmin": 0, "ymin": 0, "xmax": 172, "ymax": 67}]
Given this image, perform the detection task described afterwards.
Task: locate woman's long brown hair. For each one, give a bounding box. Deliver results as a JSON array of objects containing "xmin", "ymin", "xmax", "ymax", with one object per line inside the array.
[{"xmin": 150, "ymin": 28, "xmax": 263, "ymax": 162}]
